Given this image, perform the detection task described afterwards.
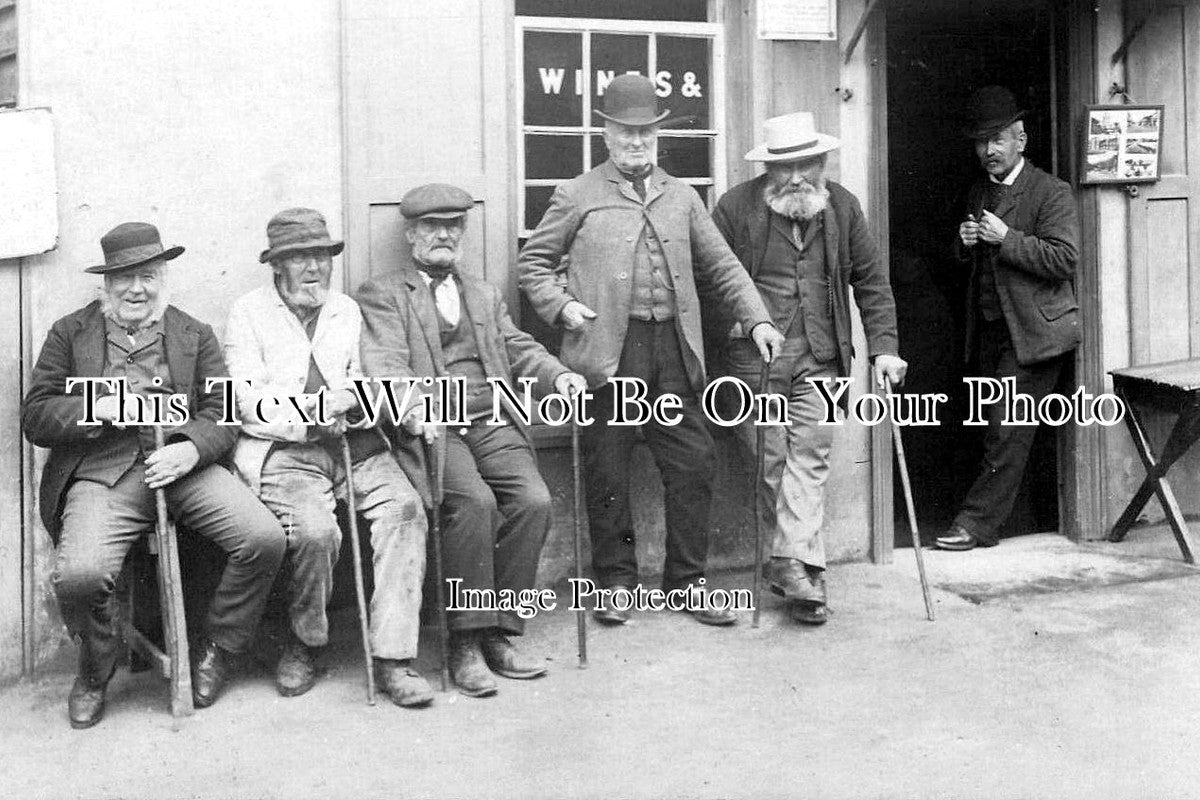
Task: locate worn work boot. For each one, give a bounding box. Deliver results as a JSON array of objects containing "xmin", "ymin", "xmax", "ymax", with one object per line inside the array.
[
  {"xmin": 766, "ymin": 558, "xmax": 828, "ymax": 626},
  {"xmin": 69, "ymin": 637, "xmax": 118, "ymax": 729},
  {"xmin": 448, "ymin": 631, "xmax": 498, "ymax": 698},
  {"xmin": 688, "ymin": 589, "xmax": 739, "ymax": 627},
  {"xmin": 374, "ymin": 659, "xmax": 434, "ymax": 708},
  {"xmin": 275, "ymin": 635, "xmax": 319, "ymax": 698},
  {"xmin": 480, "ymin": 630, "xmax": 548, "ymax": 679},
  {"xmin": 593, "ymin": 585, "xmax": 633, "ymax": 626},
  {"xmin": 192, "ymin": 639, "xmax": 237, "ymax": 709}
]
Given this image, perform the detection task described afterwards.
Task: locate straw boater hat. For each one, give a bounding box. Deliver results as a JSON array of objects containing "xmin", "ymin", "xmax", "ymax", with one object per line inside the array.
[
  {"xmin": 593, "ymin": 74, "xmax": 670, "ymax": 127},
  {"xmin": 84, "ymin": 222, "xmax": 184, "ymax": 274},
  {"xmin": 745, "ymin": 112, "xmax": 841, "ymax": 163},
  {"xmin": 259, "ymin": 208, "xmax": 344, "ymax": 264}
]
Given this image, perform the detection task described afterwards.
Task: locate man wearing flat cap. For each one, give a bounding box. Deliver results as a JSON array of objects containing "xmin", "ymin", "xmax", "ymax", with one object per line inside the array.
[
  {"xmin": 22, "ymin": 222, "xmax": 286, "ymax": 728},
  {"xmin": 935, "ymin": 86, "xmax": 1080, "ymax": 552},
  {"xmin": 710, "ymin": 112, "xmax": 906, "ymax": 625},
  {"xmin": 519, "ymin": 73, "xmax": 785, "ymax": 627},
  {"xmin": 223, "ymin": 208, "xmax": 432, "ymax": 706},
  {"xmin": 356, "ymin": 184, "xmax": 586, "ymax": 698}
]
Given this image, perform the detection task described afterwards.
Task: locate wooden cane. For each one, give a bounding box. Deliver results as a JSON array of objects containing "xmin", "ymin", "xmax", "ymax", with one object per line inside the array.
[
  {"xmin": 752, "ymin": 359, "xmax": 771, "ymax": 628},
  {"xmin": 424, "ymin": 435, "xmax": 451, "ymax": 692},
  {"xmin": 339, "ymin": 437, "xmax": 376, "ymax": 705},
  {"xmin": 152, "ymin": 426, "xmax": 194, "ymax": 717},
  {"xmin": 884, "ymin": 381, "xmax": 935, "ymax": 621},
  {"xmin": 571, "ymin": 414, "xmax": 588, "ymax": 667}
]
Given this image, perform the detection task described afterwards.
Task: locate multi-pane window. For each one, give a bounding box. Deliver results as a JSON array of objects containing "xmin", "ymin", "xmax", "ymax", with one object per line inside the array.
[
  {"xmin": 0, "ymin": 1, "xmax": 16, "ymax": 108},
  {"xmin": 516, "ymin": 16, "xmax": 726, "ymax": 236}
]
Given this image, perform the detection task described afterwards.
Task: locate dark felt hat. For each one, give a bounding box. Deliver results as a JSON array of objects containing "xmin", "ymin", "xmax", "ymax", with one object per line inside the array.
[
  {"xmin": 593, "ymin": 74, "xmax": 670, "ymax": 127},
  {"xmin": 84, "ymin": 222, "xmax": 184, "ymax": 275},
  {"xmin": 259, "ymin": 208, "xmax": 344, "ymax": 264},
  {"xmin": 399, "ymin": 184, "xmax": 474, "ymax": 220},
  {"xmin": 963, "ymin": 85, "xmax": 1027, "ymax": 139}
]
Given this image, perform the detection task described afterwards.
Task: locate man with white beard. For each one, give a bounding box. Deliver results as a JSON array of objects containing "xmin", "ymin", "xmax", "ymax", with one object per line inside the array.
[{"xmin": 711, "ymin": 112, "xmax": 906, "ymax": 626}]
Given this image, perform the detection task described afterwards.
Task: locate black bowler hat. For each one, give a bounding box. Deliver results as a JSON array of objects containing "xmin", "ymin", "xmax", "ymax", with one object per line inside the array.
[
  {"xmin": 84, "ymin": 222, "xmax": 184, "ymax": 275},
  {"xmin": 962, "ymin": 85, "xmax": 1026, "ymax": 139},
  {"xmin": 593, "ymin": 74, "xmax": 670, "ymax": 127}
]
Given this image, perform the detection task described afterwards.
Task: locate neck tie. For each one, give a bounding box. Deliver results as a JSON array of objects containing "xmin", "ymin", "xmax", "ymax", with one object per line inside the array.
[
  {"xmin": 422, "ymin": 270, "xmax": 460, "ymax": 326},
  {"xmin": 620, "ymin": 166, "xmax": 651, "ymax": 201}
]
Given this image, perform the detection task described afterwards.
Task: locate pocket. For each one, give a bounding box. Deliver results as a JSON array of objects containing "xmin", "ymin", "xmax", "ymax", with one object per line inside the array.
[
  {"xmin": 1038, "ymin": 298, "xmax": 1078, "ymax": 321},
  {"xmin": 799, "ymin": 276, "xmax": 837, "ymax": 362}
]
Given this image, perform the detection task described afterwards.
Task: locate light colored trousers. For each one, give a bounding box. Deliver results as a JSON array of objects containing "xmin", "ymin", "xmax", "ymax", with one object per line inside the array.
[
  {"xmin": 726, "ymin": 337, "xmax": 839, "ymax": 570},
  {"xmin": 257, "ymin": 444, "xmax": 427, "ymax": 660}
]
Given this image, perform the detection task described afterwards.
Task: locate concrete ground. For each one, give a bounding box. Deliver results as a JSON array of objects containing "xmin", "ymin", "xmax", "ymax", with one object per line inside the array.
[{"xmin": 5, "ymin": 524, "xmax": 1200, "ymax": 800}]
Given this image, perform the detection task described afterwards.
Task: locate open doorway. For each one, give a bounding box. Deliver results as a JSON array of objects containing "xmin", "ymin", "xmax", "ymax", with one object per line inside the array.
[{"xmin": 884, "ymin": 0, "xmax": 1069, "ymax": 547}]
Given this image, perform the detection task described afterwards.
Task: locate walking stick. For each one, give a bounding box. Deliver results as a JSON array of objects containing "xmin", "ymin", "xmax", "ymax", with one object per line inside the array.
[
  {"xmin": 152, "ymin": 427, "xmax": 194, "ymax": 717},
  {"xmin": 423, "ymin": 434, "xmax": 451, "ymax": 692},
  {"xmin": 571, "ymin": 413, "xmax": 587, "ymax": 667},
  {"xmin": 339, "ymin": 437, "xmax": 376, "ymax": 704},
  {"xmin": 884, "ymin": 380, "xmax": 935, "ymax": 621},
  {"xmin": 752, "ymin": 359, "xmax": 770, "ymax": 628}
]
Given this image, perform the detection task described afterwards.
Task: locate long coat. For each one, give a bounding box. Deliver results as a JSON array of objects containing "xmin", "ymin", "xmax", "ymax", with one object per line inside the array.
[
  {"xmin": 22, "ymin": 302, "xmax": 237, "ymax": 542},
  {"xmin": 957, "ymin": 161, "xmax": 1081, "ymax": 365},
  {"xmin": 517, "ymin": 159, "xmax": 771, "ymax": 392},
  {"xmin": 710, "ymin": 175, "xmax": 899, "ymax": 378},
  {"xmin": 355, "ymin": 264, "xmax": 569, "ymax": 504}
]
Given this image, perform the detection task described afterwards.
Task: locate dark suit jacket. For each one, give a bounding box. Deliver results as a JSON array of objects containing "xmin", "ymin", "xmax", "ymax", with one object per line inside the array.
[
  {"xmin": 355, "ymin": 265, "xmax": 569, "ymax": 505},
  {"xmin": 518, "ymin": 160, "xmax": 771, "ymax": 392},
  {"xmin": 711, "ymin": 175, "xmax": 899, "ymax": 379},
  {"xmin": 22, "ymin": 302, "xmax": 238, "ymax": 542},
  {"xmin": 957, "ymin": 161, "xmax": 1080, "ymax": 365}
]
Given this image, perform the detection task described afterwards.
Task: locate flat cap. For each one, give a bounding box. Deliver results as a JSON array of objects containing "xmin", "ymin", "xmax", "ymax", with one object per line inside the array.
[{"xmin": 399, "ymin": 183, "xmax": 474, "ymax": 220}]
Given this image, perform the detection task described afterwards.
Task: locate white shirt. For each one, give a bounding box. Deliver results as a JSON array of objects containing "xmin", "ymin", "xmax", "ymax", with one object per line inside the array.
[
  {"xmin": 420, "ymin": 270, "xmax": 461, "ymax": 327},
  {"xmin": 991, "ymin": 156, "xmax": 1026, "ymax": 186}
]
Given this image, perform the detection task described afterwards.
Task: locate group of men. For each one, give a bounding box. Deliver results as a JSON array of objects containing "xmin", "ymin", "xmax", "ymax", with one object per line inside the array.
[{"xmin": 23, "ymin": 76, "xmax": 1079, "ymax": 729}]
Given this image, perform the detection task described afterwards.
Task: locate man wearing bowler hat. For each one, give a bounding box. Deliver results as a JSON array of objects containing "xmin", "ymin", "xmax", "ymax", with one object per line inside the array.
[
  {"xmin": 935, "ymin": 86, "xmax": 1080, "ymax": 552},
  {"xmin": 22, "ymin": 222, "xmax": 286, "ymax": 727},
  {"xmin": 710, "ymin": 112, "xmax": 906, "ymax": 625},
  {"xmin": 223, "ymin": 208, "xmax": 432, "ymax": 706},
  {"xmin": 356, "ymin": 184, "xmax": 586, "ymax": 698},
  {"xmin": 519, "ymin": 73, "xmax": 785, "ymax": 627}
]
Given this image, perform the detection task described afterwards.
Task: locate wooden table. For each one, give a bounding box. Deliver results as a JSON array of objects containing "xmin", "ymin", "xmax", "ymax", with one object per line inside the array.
[{"xmin": 1108, "ymin": 358, "xmax": 1200, "ymax": 563}]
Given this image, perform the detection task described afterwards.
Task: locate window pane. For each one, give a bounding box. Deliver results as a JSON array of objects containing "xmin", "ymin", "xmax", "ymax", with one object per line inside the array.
[
  {"xmin": 516, "ymin": 0, "xmax": 707, "ymax": 22},
  {"xmin": 590, "ymin": 34, "xmax": 649, "ymax": 121},
  {"xmin": 526, "ymin": 135, "xmax": 583, "ymax": 180},
  {"xmin": 524, "ymin": 31, "xmax": 582, "ymax": 127},
  {"xmin": 525, "ymin": 185, "xmax": 557, "ymax": 230},
  {"xmin": 692, "ymin": 185, "xmax": 711, "ymax": 209},
  {"xmin": 657, "ymin": 136, "xmax": 711, "ymax": 178},
  {"xmin": 657, "ymin": 36, "xmax": 711, "ymax": 130},
  {"xmin": 591, "ymin": 134, "xmax": 609, "ymax": 168}
]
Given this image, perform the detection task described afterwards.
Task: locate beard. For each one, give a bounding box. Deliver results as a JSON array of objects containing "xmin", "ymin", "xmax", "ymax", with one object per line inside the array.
[{"xmin": 764, "ymin": 179, "xmax": 830, "ymax": 221}]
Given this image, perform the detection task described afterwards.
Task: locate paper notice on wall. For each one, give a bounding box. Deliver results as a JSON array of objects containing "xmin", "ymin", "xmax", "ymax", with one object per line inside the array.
[
  {"xmin": 0, "ymin": 108, "xmax": 58, "ymax": 259},
  {"xmin": 758, "ymin": 0, "xmax": 838, "ymax": 41}
]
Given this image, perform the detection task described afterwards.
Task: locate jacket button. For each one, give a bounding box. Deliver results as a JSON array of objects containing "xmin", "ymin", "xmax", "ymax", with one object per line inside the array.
[
  {"xmin": 625, "ymin": 237, "xmax": 633, "ymax": 243},
  {"xmin": 126, "ymin": 356, "xmax": 134, "ymax": 364},
  {"xmin": 617, "ymin": 272, "xmax": 628, "ymax": 280}
]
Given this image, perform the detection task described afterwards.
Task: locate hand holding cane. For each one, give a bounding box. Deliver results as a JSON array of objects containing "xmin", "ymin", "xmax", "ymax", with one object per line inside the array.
[
  {"xmin": 883, "ymin": 379, "xmax": 935, "ymax": 621},
  {"xmin": 423, "ymin": 433, "xmax": 452, "ymax": 692},
  {"xmin": 570, "ymin": 394, "xmax": 588, "ymax": 667},
  {"xmin": 339, "ymin": 437, "xmax": 377, "ymax": 704},
  {"xmin": 752, "ymin": 358, "xmax": 770, "ymax": 628}
]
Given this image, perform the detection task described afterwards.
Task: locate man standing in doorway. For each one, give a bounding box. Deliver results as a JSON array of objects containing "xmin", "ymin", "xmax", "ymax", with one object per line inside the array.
[
  {"xmin": 936, "ymin": 86, "xmax": 1080, "ymax": 551},
  {"xmin": 519, "ymin": 74, "xmax": 785, "ymax": 627},
  {"xmin": 711, "ymin": 112, "xmax": 906, "ymax": 625}
]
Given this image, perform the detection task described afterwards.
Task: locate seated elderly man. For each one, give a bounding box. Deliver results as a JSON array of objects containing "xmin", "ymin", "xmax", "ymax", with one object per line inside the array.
[
  {"xmin": 224, "ymin": 208, "xmax": 431, "ymax": 707},
  {"xmin": 22, "ymin": 222, "xmax": 286, "ymax": 728},
  {"xmin": 356, "ymin": 184, "xmax": 587, "ymax": 698}
]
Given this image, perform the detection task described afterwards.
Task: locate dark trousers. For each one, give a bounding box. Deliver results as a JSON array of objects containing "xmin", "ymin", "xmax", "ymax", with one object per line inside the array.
[
  {"xmin": 52, "ymin": 461, "xmax": 286, "ymax": 673},
  {"xmin": 440, "ymin": 424, "xmax": 552, "ymax": 634},
  {"xmin": 582, "ymin": 319, "xmax": 715, "ymax": 591},
  {"xmin": 954, "ymin": 319, "xmax": 1069, "ymax": 543}
]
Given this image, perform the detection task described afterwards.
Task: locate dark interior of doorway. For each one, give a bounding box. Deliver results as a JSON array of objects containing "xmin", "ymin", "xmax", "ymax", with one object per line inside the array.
[{"xmin": 885, "ymin": 0, "xmax": 1068, "ymax": 547}]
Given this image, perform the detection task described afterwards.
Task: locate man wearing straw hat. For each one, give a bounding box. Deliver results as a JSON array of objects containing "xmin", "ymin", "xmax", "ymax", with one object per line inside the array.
[
  {"xmin": 711, "ymin": 112, "xmax": 906, "ymax": 626},
  {"xmin": 22, "ymin": 222, "xmax": 287, "ymax": 727},
  {"xmin": 223, "ymin": 208, "xmax": 433, "ymax": 707},
  {"xmin": 519, "ymin": 74, "xmax": 785, "ymax": 627}
]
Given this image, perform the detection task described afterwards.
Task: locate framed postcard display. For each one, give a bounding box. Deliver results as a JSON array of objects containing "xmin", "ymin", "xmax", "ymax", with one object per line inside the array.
[{"xmin": 1082, "ymin": 104, "xmax": 1164, "ymax": 185}]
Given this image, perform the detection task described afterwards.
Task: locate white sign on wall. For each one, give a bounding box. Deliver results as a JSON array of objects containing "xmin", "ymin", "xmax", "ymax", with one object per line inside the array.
[
  {"xmin": 0, "ymin": 107, "xmax": 58, "ymax": 259},
  {"xmin": 758, "ymin": 0, "xmax": 838, "ymax": 41}
]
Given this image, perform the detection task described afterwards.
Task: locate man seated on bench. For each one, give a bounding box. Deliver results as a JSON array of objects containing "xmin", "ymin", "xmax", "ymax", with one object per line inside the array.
[
  {"xmin": 224, "ymin": 208, "xmax": 432, "ymax": 708},
  {"xmin": 22, "ymin": 222, "xmax": 287, "ymax": 728}
]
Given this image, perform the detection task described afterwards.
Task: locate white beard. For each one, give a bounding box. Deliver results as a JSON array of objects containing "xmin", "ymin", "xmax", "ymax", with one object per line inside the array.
[
  {"xmin": 98, "ymin": 286, "xmax": 169, "ymax": 330},
  {"xmin": 764, "ymin": 180, "xmax": 830, "ymax": 221}
]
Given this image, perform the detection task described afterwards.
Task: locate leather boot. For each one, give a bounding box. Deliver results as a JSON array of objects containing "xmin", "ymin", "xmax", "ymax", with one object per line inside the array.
[
  {"xmin": 374, "ymin": 659, "xmax": 434, "ymax": 708},
  {"xmin": 276, "ymin": 634, "xmax": 319, "ymax": 697},
  {"xmin": 68, "ymin": 638, "xmax": 117, "ymax": 729},
  {"xmin": 192, "ymin": 639, "xmax": 236, "ymax": 709},
  {"xmin": 448, "ymin": 630, "xmax": 498, "ymax": 698},
  {"xmin": 480, "ymin": 630, "xmax": 547, "ymax": 679}
]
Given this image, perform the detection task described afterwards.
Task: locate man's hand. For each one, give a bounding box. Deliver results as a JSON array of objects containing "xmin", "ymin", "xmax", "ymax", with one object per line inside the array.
[
  {"xmin": 959, "ymin": 215, "xmax": 981, "ymax": 248},
  {"xmin": 93, "ymin": 393, "xmax": 142, "ymax": 429},
  {"xmin": 553, "ymin": 372, "xmax": 588, "ymax": 397},
  {"xmin": 750, "ymin": 322, "xmax": 786, "ymax": 363},
  {"xmin": 873, "ymin": 354, "xmax": 908, "ymax": 390},
  {"xmin": 144, "ymin": 440, "xmax": 201, "ymax": 490},
  {"xmin": 977, "ymin": 209, "xmax": 1009, "ymax": 245},
  {"xmin": 401, "ymin": 406, "xmax": 441, "ymax": 444},
  {"xmin": 559, "ymin": 300, "xmax": 597, "ymax": 331},
  {"xmin": 303, "ymin": 389, "xmax": 358, "ymax": 440}
]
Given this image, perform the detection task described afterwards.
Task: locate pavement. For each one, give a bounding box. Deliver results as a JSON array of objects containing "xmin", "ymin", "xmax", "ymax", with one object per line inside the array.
[{"xmin": 5, "ymin": 524, "xmax": 1200, "ymax": 800}]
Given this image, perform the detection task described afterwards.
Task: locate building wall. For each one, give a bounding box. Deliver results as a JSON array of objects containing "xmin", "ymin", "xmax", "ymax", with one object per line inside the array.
[{"xmin": 18, "ymin": 0, "xmax": 344, "ymax": 672}]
